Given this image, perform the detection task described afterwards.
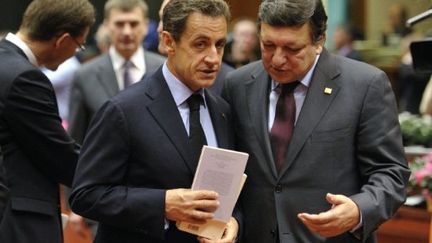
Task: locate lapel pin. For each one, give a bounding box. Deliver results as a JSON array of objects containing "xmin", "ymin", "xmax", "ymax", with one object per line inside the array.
[{"xmin": 324, "ymin": 87, "xmax": 332, "ymax": 95}]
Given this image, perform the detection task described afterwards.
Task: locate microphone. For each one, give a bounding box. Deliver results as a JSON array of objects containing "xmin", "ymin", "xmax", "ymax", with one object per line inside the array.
[{"xmin": 406, "ymin": 8, "xmax": 432, "ymax": 27}]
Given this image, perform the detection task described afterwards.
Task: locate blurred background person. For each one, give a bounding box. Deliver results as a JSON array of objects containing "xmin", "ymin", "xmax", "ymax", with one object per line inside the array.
[
  {"xmin": 382, "ymin": 3, "xmax": 412, "ymax": 47},
  {"xmin": 68, "ymin": 0, "xmax": 165, "ymax": 145},
  {"xmin": 420, "ymin": 76, "xmax": 432, "ymax": 116},
  {"xmin": 142, "ymin": 19, "xmax": 159, "ymax": 53},
  {"xmin": 332, "ymin": 24, "xmax": 363, "ymax": 61},
  {"xmin": 223, "ymin": 17, "xmax": 260, "ymax": 69},
  {"xmin": 94, "ymin": 23, "xmax": 111, "ymax": 54},
  {"xmin": 397, "ymin": 33, "xmax": 430, "ymax": 114}
]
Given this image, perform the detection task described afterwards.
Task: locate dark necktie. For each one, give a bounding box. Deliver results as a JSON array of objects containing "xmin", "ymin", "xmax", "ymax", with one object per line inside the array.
[
  {"xmin": 123, "ymin": 60, "xmax": 133, "ymax": 88},
  {"xmin": 187, "ymin": 93, "xmax": 208, "ymax": 164},
  {"xmin": 270, "ymin": 81, "xmax": 299, "ymax": 172}
]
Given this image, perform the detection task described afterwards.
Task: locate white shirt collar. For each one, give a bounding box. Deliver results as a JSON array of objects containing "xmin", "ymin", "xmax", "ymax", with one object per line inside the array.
[
  {"xmin": 5, "ymin": 33, "xmax": 38, "ymax": 66},
  {"xmin": 109, "ymin": 46, "xmax": 146, "ymax": 73},
  {"xmin": 162, "ymin": 62, "xmax": 206, "ymax": 108}
]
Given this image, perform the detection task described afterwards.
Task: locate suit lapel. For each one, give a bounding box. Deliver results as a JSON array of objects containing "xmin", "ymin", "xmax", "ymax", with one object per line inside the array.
[
  {"xmin": 145, "ymin": 69, "xmax": 195, "ymax": 174},
  {"xmin": 246, "ymin": 64, "xmax": 279, "ymax": 177},
  {"xmin": 96, "ymin": 55, "xmax": 120, "ymax": 97},
  {"xmin": 279, "ymin": 50, "xmax": 341, "ymax": 176}
]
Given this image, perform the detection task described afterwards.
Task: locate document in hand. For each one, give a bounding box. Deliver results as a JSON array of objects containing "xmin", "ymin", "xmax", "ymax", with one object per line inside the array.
[{"xmin": 176, "ymin": 145, "xmax": 248, "ymax": 240}]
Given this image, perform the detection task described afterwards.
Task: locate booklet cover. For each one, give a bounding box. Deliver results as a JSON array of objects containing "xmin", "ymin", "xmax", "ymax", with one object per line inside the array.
[{"xmin": 176, "ymin": 145, "xmax": 248, "ymax": 240}]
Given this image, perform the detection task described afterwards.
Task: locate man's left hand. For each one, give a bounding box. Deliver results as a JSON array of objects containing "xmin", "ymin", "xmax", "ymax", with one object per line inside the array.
[
  {"xmin": 197, "ymin": 217, "xmax": 239, "ymax": 243},
  {"xmin": 297, "ymin": 193, "xmax": 360, "ymax": 237}
]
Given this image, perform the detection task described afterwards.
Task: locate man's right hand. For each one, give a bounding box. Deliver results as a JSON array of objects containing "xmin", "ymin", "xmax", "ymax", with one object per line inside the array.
[{"xmin": 165, "ymin": 189, "xmax": 219, "ymax": 224}]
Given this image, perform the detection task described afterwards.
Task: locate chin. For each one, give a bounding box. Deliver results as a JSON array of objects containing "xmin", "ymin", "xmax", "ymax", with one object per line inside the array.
[{"xmin": 45, "ymin": 64, "xmax": 59, "ymax": 71}]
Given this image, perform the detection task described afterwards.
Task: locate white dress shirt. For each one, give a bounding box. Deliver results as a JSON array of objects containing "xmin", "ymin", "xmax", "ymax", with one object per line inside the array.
[
  {"xmin": 162, "ymin": 62, "xmax": 218, "ymax": 147},
  {"xmin": 109, "ymin": 46, "xmax": 146, "ymax": 90}
]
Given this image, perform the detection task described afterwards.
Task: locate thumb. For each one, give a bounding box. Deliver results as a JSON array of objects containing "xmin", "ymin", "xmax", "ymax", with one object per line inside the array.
[{"xmin": 326, "ymin": 193, "xmax": 346, "ymax": 206}]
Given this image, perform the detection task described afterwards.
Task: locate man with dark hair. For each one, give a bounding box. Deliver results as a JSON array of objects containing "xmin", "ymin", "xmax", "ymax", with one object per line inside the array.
[
  {"xmin": 70, "ymin": 0, "xmax": 240, "ymax": 242},
  {"xmin": 0, "ymin": 0, "xmax": 95, "ymax": 242},
  {"xmin": 223, "ymin": 0, "xmax": 410, "ymax": 242},
  {"xmin": 156, "ymin": 0, "xmax": 233, "ymax": 95}
]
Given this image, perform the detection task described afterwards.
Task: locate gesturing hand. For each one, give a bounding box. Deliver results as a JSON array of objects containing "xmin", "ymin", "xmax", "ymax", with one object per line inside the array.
[
  {"xmin": 297, "ymin": 193, "xmax": 360, "ymax": 237},
  {"xmin": 165, "ymin": 188, "xmax": 219, "ymax": 224}
]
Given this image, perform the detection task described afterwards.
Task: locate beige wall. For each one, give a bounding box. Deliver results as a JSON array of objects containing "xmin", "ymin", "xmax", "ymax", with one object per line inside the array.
[{"xmin": 366, "ymin": 0, "xmax": 431, "ymax": 41}]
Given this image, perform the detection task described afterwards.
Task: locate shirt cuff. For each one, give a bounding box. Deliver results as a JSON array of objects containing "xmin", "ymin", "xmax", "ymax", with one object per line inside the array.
[{"xmin": 350, "ymin": 212, "xmax": 363, "ymax": 239}]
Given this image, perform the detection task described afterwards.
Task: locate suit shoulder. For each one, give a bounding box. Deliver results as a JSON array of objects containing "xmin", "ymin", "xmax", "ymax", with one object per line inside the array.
[
  {"xmin": 110, "ymin": 77, "xmax": 150, "ymax": 105},
  {"xmin": 332, "ymin": 54, "xmax": 384, "ymax": 77},
  {"xmin": 75, "ymin": 54, "xmax": 110, "ymax": 75},
  {"xmin": 227, "ymin": 60, "xmax": 264, "ymax": 79},
  {"xmin": 0, "ymin": 51, "xmax": 44, "ymax": 87},
  {"xmin": 145, "ymin": 51, "xmax": 166, "ymax": 64}
]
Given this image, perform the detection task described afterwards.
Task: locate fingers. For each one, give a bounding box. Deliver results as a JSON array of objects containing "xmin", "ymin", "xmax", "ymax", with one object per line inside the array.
[
  {"xmin": 197, "ymin": 217, "xmax": 239, "ymax": 243},
  {"xmin": 297, "ymin": 193, "xmax": 360, "ymax": 238},
  {"xmin": 68, "ymin": 212, "xmax": 87, "ymax": 238},
  {"xmin": 165, "ymin": 188, "xmax": 220, "ymax": 223}
]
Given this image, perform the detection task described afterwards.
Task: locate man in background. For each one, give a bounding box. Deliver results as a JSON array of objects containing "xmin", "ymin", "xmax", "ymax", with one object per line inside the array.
[
  {"xmin": 70, "ymin": 0, "xmax": 240, "ymax": 242},
  {"xmin": 332, "ymin": 24, "xmax": 363, "ymax": 61},
  {"xmin": 223, "ymin": 18, "xmax": 260, "ymax": 69},
  {"xmin": 0, "ymin": 0, "xmax": 94, "ymax": 242},
  {"xmin": 68, "ymin": 0, "xmax": 165, "ymax": 144},
  {"xmin": 223, "ymin": 0, "xmax": 410, "ymax": 242}
]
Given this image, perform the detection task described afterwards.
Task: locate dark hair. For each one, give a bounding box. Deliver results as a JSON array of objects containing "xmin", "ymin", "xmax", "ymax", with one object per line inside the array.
[
  {"xmin": 163, "ymin": 0, "xmax": 231, "ymax": 42},
  {"xmin": 104, "ymin": 0, "xmax": 148, "ymax": 20},
  {"xmin": 20, "ymin": 0, "xmax": 95, "ymax": 41},
  {"xmin": 257, "ymin": 0, "xmax": 327, "ymax": 43}
]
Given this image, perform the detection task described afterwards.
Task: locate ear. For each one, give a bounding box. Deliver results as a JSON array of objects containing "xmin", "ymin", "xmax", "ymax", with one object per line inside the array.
[
  {"xmin": 54, "ymin": 32, "xmax": 69, "ymax": 49},
  {"xmin": 315, "ymin": 33, "xmax": 326, "ymax": 54},
  {"xmin": 161, "ymin": 31, "xmax": 176, "ymax": 55}
]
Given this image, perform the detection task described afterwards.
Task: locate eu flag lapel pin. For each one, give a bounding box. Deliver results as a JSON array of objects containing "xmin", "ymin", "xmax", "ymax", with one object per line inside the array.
[{"xmin": 324, "ymin": 87, "xmax": 332, "ymax": 95}]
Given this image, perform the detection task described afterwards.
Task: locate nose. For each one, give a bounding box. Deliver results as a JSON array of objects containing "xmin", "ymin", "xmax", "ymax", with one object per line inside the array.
[
  {"xmin": 122, "ymin": 23, "xmax": 133, "ymax": 36},
  {"xmin": 272, "ymin": 47, "xmax": 287, "ymax": 67},
  {"xmin": 204, "ymin": 45, "xmax": 220, "ymax": 65}
]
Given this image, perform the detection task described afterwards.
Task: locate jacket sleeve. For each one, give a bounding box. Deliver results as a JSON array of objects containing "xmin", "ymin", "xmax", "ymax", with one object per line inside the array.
[
  {"xmin": 70, "ymin": 100, "xmax": 167, "ymax": 240},
  {"xmin": 350, "ymin": 70, "xmax": 410, "ymax": 239},
  {"xmin": 4, "ymin": 70, "xmax": 79, "ymax": 186}
]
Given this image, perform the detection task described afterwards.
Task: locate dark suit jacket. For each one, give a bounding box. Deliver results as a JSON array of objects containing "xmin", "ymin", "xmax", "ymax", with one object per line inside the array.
[
  {"xmin": 223, "ymin": 49, "xmax": 410, "ymax": 243},
  {"xmin": 68, "ymin": 51, "xmax": 166, "ymax": 144},
  {"xmin": 0, "ymin": 147, "xmax": 8, "ymax": 222},
  {"xmin": 70, "ymin": 67, "xmax": 239, "ymax": 243},
  {"xmin": 0, "ymin": 39, "xmax": 79, "ymax": 243}
]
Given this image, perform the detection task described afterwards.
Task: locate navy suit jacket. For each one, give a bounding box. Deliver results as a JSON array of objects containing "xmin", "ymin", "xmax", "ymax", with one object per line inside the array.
[
  {"xmin": 70, "ymin": 67, "xmax": 239, "ymax": 243},
  {"xmin": 0, "ymin": 39, "xmax": 79, "ymax": 243}
]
